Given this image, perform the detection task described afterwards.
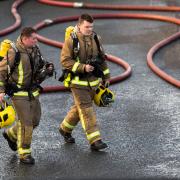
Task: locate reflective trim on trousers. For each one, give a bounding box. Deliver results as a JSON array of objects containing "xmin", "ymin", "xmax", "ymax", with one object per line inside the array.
[
  {"xmin": 14, "ymin": 90, "xmax": 39, "ymax": 97},
  {"xmin": 17, "ymin": 120, "xmax": 21, "ymax": 150},
  {"xmin": 78, "ymin": 108, "xmax": 86, "ymax": 130},
  {"xmin": 18, "ymin": 148, "xmax": 31, "ymax": 155},
  {"xmin": 86, "ymin": 131, "xmax": 100, "ymax": 141},
  {"xmin": 63, "ymin": 119, "xmax": 75, "ymax": 130},
  {"xmin": 8, "ymin": 127, "xmax": 17, "ymax": 141}
]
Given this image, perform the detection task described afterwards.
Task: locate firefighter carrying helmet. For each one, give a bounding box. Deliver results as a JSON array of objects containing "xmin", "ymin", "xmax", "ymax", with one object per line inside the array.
[
  {"xmin": 94, "ymin": 84, "xmax": 115, "ymax": 107},
  {"xmin": 0, "ymin": 102, "xmax": 16, "ymax": 129}
]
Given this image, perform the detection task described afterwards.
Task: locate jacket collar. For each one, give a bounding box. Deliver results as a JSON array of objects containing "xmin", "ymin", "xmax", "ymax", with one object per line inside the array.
[{"xmin": 16, "ymin": 36, "xmax": 34, "ymax": 53}]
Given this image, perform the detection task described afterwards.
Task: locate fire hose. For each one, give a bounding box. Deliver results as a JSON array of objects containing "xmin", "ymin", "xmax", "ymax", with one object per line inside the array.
[
  {"xmin": 0, "ymin": 0, "xmax": 23, "ymax": 36},
  {"xmin": 38, "ymin": 0, "xmax": 180, "ymax": 12},
  {"xmin": 0, "ymin": 0, "xmax": 179, "ymax": 90}
]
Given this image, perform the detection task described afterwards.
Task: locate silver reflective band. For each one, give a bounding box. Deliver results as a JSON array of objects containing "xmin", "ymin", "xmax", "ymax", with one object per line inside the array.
[
  {"xmin": 44, "ymin": 19, "xmax": 53, "ymax": 25},
  {"xmin": 10, "ymin": 42, "xmax": 18, "ymax": 53},
  {"xmin": 73, "ymin": 2, "xmax": 83, "ymax": 8}
]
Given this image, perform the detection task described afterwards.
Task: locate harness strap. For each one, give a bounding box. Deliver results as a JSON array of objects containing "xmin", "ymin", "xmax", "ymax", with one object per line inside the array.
[{"xmin": 71, "ymin": 32, "xmax": 79, "ymax": 60}]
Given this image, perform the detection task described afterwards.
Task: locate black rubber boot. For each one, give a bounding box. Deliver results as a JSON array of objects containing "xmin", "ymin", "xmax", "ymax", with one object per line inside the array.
[
  {"xmin": 90, "ymin": 140, "xmax": 108, "ymax": 151},
  {"xmin": 59, "ymin": 128, "xmax": 75, "ymax": 143},
  {"xmin": 3, "ymin": 131, "xmax": 17, "ymax": 151},
  {"xmin": 20, "ymin": 154, "xmax": 35, "ymax": 165}
]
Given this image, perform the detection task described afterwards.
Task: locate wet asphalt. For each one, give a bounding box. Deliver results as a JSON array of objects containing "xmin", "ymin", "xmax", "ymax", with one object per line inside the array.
[{"xmin": 0, "ymin": 0, "xmax": 179, "ymax": 180}]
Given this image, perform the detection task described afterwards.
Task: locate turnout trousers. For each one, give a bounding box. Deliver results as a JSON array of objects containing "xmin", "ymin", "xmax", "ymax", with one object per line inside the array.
[
  {"xmin": 6, "ymin": 96, "xmax": 41, "ymax": 156},
  {"xmin": 60, "ymin": 87, "xmax": 102, "ymax": 145}
]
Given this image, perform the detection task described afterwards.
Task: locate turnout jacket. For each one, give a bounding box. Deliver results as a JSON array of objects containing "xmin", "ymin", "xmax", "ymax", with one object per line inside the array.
[
  {"xmin": 61, "ymin": 31, "xmax": 110, "ymax": 89},
  {"xmin": 0, "ymin": 37, "xmax": 44, "ymax": 97}
]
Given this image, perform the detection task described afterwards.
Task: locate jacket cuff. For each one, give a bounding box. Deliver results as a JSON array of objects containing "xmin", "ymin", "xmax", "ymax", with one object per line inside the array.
[
  {"xmin": 77, "ymin": 63, "xmax": 86, "ymax": 73},
  {"xmin": 103, "ymin": 73, "xmax": 110, "ymax": 80}
]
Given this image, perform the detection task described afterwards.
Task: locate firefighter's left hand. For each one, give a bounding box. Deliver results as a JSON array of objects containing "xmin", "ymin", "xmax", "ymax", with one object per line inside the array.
[
  {"xmin": 46, "ymin": 63, "xmax": 54, "ymax": 76},
  {"xmin": 102, "ymin": 80, "xmax": 110, "ymax": 88}
]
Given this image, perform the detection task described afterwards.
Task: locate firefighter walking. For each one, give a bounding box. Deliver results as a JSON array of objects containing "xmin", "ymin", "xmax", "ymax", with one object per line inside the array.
[
  {"xmin": 0, "ymin": 27, "xmax": 54, "ymax": 164},
  {"xmin": 59, "ymin": 14, "xmax": 111, "ymax": 150}
]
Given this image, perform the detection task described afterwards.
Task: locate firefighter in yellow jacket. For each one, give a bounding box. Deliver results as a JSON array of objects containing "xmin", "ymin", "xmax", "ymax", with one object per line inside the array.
[
  {"xmin": 0, "ymin": 27, "xmax": 54, "ymax": 164},
  {"xmin": 59, "ymin": 14, "xmax": 110, "ymax": 150}
]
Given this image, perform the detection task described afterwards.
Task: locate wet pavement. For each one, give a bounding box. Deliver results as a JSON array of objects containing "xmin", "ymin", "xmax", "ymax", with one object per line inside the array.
[{"xmin": 0, "ymin": 0, "xmax": 179, "ymax": 179}]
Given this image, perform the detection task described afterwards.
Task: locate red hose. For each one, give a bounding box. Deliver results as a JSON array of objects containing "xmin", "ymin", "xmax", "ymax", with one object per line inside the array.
[
  {"xmin": 34, "ymin": 12, "xmax": 180, "ymax": 91},
  {"xmin": 33, "ymin": 14, "xmax": 138, "ymax": 93},
  {"xmin": 34, "ymin": 34, "xmax": 132, "ymax": 93},
  {"xmin": 40, "ymin": 52, "xmax": 132, "ymax": 93},
  {"xmin": 147, "ymin": 32, "xmax": 180, "ymax": 88},
  {"xmin": 0, "ymin": 0, "xmax": 179, "ymax": 89},
  {"xmin": 34, "ymin": 13, "xmax": 180, "ymax": 27},
  {"xmin": 38, "ymin": 0, "xmax": 180, "ymax": 12},
  {"xmin": 0, "ymin": 0, "xmax": 24, "ymax": 37}
]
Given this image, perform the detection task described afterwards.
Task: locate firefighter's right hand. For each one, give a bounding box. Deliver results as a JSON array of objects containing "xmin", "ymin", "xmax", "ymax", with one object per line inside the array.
[
  {"xmin": 85, "ymin": 64, "xmax": 94, "ymax": 73},
  {"xmin": 0, "ymin": 93, "xmax": 5, "ymax": 102}
]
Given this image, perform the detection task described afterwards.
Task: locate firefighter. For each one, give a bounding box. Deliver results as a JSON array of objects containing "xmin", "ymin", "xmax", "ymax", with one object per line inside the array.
[
  {"xmin": 59, "ymin": 14, "xmax": 110, "ymax": 151},
  {"xmin": 0, "ymin": 27, "xmax": 54, "ymax": 164}
]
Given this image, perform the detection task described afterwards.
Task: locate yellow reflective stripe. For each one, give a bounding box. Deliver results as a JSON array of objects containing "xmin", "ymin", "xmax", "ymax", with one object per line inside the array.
[
  {"xmin": 63, "ymin": 120, "xmax": 75, "ymax": 130},
  {"xmin": 103, "ymin": 68, "xmax": 110, "ymax": 75},
  {"xmin": 0, "ymin": 81, "xmax": 4, "ymax": 86},
  {"xmin": 17, "ymin": 120, "xmax": 21, "ymax": 150},
  {"xmin": 14, "ymin": 90, "xmax": 39, "ymax": 97},
  {"xmin": 71, "ymin": 76, "xmax": 100, "ymax": 87},
  {"xmin": 17, "ymin": 61, "xmax": 23, "ymax": 85},
  {"xmin": 87, "ymin": 131, "xmax": 100, "ymax": 141},
  {"xmin": 18, "ymin": 148, "xmax": 31, "ymax": 155},
  {"xmin": 9, "ymin": 127, "xmax": 17, "ymax": 140},
  {"xmin": 78, "ymin": 108, "xmax": 86, "ymax": 130},
  {"xmin": 64, "ymin": 73, "xmax": 71, "ymax": 87},
  {"xmin": 72, "ymin": 62, "xmax": 80, "ymax": 73}
]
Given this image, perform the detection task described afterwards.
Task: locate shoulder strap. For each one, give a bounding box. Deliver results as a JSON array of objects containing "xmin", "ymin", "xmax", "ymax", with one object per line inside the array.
[
  {"xmin": 71, "ymin": 32, "xmax": 79, "ymax": 60},
  {"xmin": 71, "ymin": 32, "xmax": 103, "ymax": 60},
  {"xmin": 93, "ymin": 32, "xmax": 102, "ymax": 54},
  {"xmin": 7, "ymin": 43, "xmax": 20, "ymax": 78}
]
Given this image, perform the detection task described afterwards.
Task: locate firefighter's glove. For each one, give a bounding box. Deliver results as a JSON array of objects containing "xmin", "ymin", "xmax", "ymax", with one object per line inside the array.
[
  {"xmin": 102, "ymin": 80, "xmax": 110, "ymax": 88},
  {"xmin": 45, "ymin": 62, "xmax": 54, "ymax": 77},
  {"xmin": 36, "ymin": 62, "xmax": 55, "ymax": 83}
]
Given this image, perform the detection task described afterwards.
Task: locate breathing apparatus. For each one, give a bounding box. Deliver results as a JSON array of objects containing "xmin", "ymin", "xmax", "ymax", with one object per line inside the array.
[{"xmin": 0, "ymin": 39, "xmax": 12, "ymax": 61}]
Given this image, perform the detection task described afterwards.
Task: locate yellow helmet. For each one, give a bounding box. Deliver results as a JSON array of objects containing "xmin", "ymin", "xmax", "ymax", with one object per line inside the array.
[
  {"xmin": 94, "ymin": 84, "xmax": 115, "ymax": 107},
  {"xmin": 0, "ymin": 102, "xmax": 16, "ymax": 129},
  {"xmin": 0, "ymin": 39, "xmax": 12, "ymax": 58}
]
